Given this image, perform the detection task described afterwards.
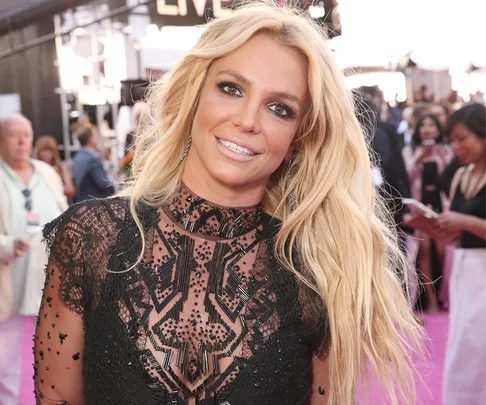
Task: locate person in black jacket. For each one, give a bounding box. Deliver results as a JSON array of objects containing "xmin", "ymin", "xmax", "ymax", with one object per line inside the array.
[{"xmin": 354, "ymin": 95, "xmax": 411, "ymax": 238}]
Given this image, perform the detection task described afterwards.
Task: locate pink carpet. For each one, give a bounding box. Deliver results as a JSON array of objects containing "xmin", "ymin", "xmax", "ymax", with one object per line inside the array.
[{"xmin": 18, "ymin": 312, "xmax": 449, "ymax": 405}]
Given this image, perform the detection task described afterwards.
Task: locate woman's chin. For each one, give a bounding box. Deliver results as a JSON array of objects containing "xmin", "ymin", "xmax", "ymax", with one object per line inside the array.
[
  {"xmin": 212, "ymin": 172, "xmax": 252, "ymax": 188},
  {"xmin": 207, "ymin": 167, "xmax": 264, "ymax": 190}
]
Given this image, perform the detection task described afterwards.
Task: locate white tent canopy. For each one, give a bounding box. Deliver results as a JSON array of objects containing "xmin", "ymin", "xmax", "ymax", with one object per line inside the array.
[
  {"xmin": 333, "ymin": 0, "xmax": 486, "ymax": 71},
  {"xmin": 137, "ymin": 0, "xmax": 486, "ymax": 73}
]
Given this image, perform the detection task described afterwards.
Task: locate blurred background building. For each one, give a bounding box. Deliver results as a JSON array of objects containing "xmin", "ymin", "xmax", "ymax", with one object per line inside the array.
[{"xmin": 1, "ymin": 0, "xmax": 484, "ymax": 162}]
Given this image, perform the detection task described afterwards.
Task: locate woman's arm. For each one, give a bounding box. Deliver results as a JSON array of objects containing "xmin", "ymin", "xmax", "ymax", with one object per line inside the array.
[
  {"xmin": 461, "ymin": 214, "xmax": 486, "ymax": 240},
  {"xmin": 35, "ymin": 211, "xmax": 86, "ymax": 404},
  {"xmin": 435, "ymin": 211, "xmax": 486, "ymax": 241},
  {"xmin": 308, "ymin": 353, "xmax": 330, "ymax": 405},
  {"xmin": 61, "ymin": 162, "xmax": 76, "ymax": 199},
  {"xmin": 35, "ymin": 266, "xmax": 85, "ymax": 404}
]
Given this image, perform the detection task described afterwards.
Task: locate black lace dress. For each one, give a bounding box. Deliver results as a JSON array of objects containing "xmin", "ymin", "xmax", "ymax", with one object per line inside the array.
[{"xmin": 34, "ymin": 185, "xmax": 329, "ymax": 405}]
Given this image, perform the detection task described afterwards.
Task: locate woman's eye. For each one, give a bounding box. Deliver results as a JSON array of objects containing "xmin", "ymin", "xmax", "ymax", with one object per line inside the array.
[
  {"xmin": 268, "ymin": 102, "xmax": 295, "ymax": 119},
  {"xmin": 217, "ymin": 82, "xmax": 242, "ymax": 97}
]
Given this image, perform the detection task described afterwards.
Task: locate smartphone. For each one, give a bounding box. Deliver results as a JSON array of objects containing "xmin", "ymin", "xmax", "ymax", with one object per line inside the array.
[
  {"xmin": 422, "ymin": 161, "xmax": 442, "ymax": 212},
  {"xmin": 422, "ymin": 139, "xmax": 436, "ymax": 146},
  {"xmin": 402, "ymin": 198, "xmax": 439, "ymax": 218}
]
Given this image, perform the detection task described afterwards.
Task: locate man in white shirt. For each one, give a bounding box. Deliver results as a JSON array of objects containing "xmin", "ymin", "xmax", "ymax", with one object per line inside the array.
[
  {"xmin": 0, "ymin": 114, "xmax": 67, "ymax": 405},
  {"xmin": 397, "ymin": 106, "xmax": 414, "ymax": 146}
]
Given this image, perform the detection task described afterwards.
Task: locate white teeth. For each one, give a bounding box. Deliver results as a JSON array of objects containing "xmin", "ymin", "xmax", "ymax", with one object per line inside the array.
[{"xmin": 218, "ymin": 139, "xmax": 256, "ymax": 156}]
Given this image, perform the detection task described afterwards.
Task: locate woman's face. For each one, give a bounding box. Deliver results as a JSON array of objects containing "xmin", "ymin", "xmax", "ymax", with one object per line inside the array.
[
  {"xmin": 418, "ymin": 117, "xmax": 440, "ymax": 142},
  {"xmin": 449, "ymin": 123, "xmax": 485, "ymax": 166},
  {"xmin": 38, "ymin": 148, "xmax": 54, "ymax": 164},
  {"xmin": 184, "ymin": 34, "xmax": 308, "ymax": 202}
]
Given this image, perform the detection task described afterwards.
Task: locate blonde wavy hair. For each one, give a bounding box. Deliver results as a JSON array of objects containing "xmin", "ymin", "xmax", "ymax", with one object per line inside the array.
[{"xmin": 120, "ymin": 1, "xmax": 424, "ymax": 404}]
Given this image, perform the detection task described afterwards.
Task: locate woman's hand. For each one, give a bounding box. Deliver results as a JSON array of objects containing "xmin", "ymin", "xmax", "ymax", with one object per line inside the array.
[
  {"xmin": 435, "ymin": 211, "xmax": 486, "ymax": 242},
  {"xmin": 433, "ymin": 211, "xmax": 467, "ymax": 242},
  {"xmin": 414, "ymin": 145, "xmax": 435, "ymax": 166}
]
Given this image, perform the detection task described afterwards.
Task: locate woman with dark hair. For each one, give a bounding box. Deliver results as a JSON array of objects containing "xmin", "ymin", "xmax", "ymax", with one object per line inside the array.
[
  {"xmin": 410, "ymin": 114, "xmax": 446, "ymax": 146},
  {"xmin": 403, "ymin": 114, "xmax": 453, "ymax": 312},
  {"xmin": 436, "ymin": 103, "xmax": 486, "ymax": 405}
]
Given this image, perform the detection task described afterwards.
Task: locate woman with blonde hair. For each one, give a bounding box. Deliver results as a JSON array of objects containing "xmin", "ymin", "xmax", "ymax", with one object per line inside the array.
[
  {"xmin": 34, "ymin": 135, "xmax": 76, "ymax": 200},
  {"xmin": 34, "ymin": 2, "xmax": 423, "ymax": 404}
]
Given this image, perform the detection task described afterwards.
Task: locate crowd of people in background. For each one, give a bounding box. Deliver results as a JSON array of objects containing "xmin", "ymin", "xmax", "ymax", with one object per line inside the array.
[
  {"xmin": 0, "ymin": 87, "xmax": 484, "ymax": 403},
  {"xmin": 359, "ymin": 87, "xmax": 485, "ymax": 403},
  {"xmin": 357, "ymin": 88, "xmax": 484, "ymax": 300}
]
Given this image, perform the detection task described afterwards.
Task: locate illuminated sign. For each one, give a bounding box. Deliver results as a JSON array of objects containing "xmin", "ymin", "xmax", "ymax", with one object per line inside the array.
[
  {"xmin": 157, "ymin": 0, "xmax": 233, "ymax": 17},
  {"xmin": 151, "ymin": 0, "xmax": 234, "ymax": 26}
]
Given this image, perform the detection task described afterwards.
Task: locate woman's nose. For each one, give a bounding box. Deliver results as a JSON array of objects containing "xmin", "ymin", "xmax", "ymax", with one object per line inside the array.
[{"xmin": 232, "ymin": 100, "xmax": 261, "ymax": 134}]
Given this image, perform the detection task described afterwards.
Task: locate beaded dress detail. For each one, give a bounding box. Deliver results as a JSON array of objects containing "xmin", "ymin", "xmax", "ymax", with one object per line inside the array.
[{"xmin": 34, "ymin": 185, "xmax": 328, "ymax": 405}]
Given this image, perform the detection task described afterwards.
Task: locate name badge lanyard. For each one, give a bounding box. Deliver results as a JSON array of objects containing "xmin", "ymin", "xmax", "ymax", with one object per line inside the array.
[
  {"xmin": 1, "ymin": 162, "xmax": 39, "ymax": 213},
  {"xmin": 22, "ymin": 188, "xmax": 34, "ymax": 212}
]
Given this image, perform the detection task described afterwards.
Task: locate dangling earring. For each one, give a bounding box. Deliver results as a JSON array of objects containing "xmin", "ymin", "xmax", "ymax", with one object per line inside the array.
[
  {"xmin": 286, "ymin": 157, "xmax": 297, "ymax": 213},
  {"xmin": 180, "ymin": 133, "xmax": 192, "ymax": 162}
]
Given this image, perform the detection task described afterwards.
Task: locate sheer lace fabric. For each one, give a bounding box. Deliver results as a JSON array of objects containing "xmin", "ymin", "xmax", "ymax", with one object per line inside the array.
[{"xmin": 34, "ymin": 186, "xmax": 328, "ymax": 405}]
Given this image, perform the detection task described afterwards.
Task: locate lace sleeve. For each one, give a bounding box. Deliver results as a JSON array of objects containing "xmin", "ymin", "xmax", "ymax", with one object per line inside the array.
[{"xmin": 34, "ymin": 205, "xmax": 87, "ymax": 405}]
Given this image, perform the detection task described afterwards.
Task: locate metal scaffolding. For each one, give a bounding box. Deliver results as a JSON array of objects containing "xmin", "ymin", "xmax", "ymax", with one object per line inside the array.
[{"xmin": 0, "ymin": 0, "xmax": 155, "ymax": 161}]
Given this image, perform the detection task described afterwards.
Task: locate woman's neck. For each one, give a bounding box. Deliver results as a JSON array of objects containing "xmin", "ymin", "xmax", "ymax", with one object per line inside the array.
[
  {"xmin": 165, "ymin": 183, "xmax": 263, "ymax": 239},
  {"xmin": 472, "ymin": 159, "xmax": 485, "ymax": 174},
  {"xmin": 182, "ymin": 166, "xmax": 264, "ymax": 208}
]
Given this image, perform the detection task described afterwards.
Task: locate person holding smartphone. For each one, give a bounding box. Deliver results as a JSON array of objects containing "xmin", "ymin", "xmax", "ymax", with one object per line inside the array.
[
  {"xmin": 402, "ymin": 114, "xmax": 453, "ymax": 312},
  {"xmin": 435, "ymin": 103, "xmax": 486, "ymax": 405}
]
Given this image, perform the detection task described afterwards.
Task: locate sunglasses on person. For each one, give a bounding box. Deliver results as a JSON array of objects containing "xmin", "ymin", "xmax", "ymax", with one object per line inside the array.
[{"xmin": 22, "ymin": 189, "xmax": 32, "ymax": 211}]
